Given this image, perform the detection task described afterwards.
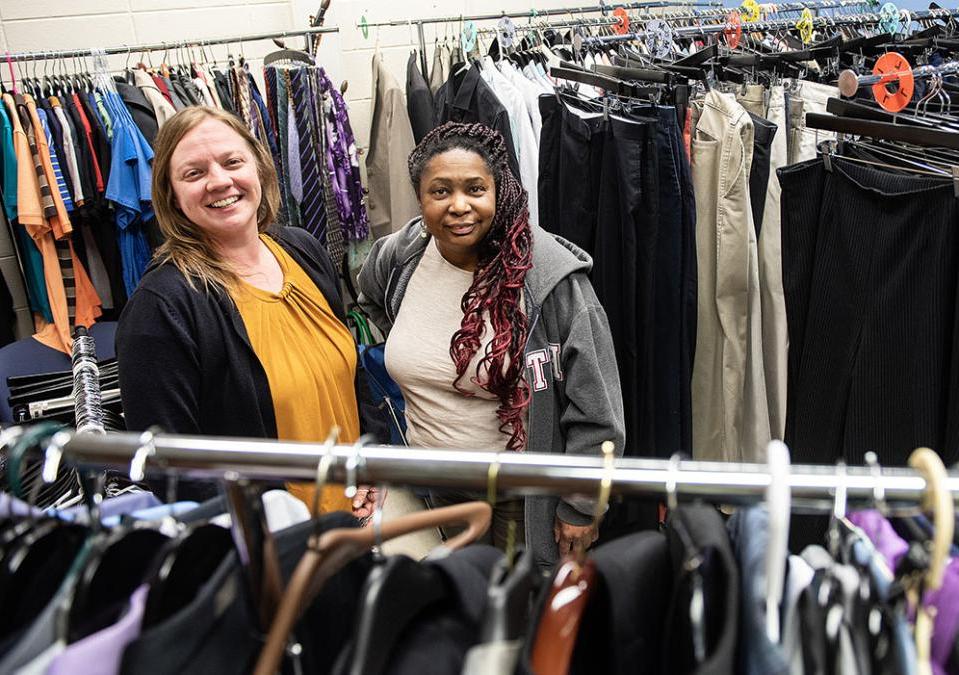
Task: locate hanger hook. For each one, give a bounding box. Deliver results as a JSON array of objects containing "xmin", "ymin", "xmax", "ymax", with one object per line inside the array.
[
  {"xmin": 863, "ymin": 451, "xmax": 887, "ymax": 513},
  {"xmin": 487, "ymin": 451, "xmax": 502, "ymax": 507},
  {"xmin": 833, "ymin": 460, "xmax": 848, "ymax": 520},
  {"xmin": 41, "ymin": 429, "xmax": 73, "ymax": 486},
  {"xmin": 310, "ymin": 425, "xmax": 340, "ymax": 517},
  {"xmin": 129, "ymin": 427, "xmax": 160, "ymax": 483},
  {"xmin": 666, "ymin": 452, "xmax": 681, "ymax": 512},
  {"xmin": 576, "ymin": 441, "xmax": 616, "ymax": 565},
  {"xmin": 344, "ymin": 436, "xmax": 367, "ymax": 501}
]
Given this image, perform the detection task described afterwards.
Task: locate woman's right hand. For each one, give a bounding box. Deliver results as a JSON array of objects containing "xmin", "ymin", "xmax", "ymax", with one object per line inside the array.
[{"xmin": 351, "ymin": 485, "xmax": 387, "ymax": 522}]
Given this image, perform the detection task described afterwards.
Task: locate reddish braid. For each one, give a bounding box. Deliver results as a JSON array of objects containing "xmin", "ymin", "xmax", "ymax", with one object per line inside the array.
[{"xmin": 408, "ymin": 122, "xmax": 533, "ymax": 450}]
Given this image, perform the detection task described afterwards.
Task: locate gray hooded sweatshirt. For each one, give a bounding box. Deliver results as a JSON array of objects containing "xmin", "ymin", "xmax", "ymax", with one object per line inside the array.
[{"xmin": 358, "ymin": 218, "xmax": 625, "ymax": 568}]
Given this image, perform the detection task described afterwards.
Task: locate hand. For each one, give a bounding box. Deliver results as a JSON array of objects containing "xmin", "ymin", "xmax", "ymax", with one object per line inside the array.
[
  {"xmin": 553, "ymin": 515, "xmax": 598, "ymax": 557},
  {"xmin": 351, "ymin": 485, "xmax": 386, "ymax": 522}
]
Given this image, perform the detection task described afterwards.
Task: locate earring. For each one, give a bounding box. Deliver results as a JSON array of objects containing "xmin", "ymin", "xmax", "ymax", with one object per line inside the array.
[{"xmin": 419, "ymin": 221, "xmax": 428, "ymax": 239}]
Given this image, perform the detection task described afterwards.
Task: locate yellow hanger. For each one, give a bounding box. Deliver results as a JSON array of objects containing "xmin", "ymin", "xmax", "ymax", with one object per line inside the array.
[{"xmin": 908, "ymin": 447, "xmax": 955, "ymax": 675}]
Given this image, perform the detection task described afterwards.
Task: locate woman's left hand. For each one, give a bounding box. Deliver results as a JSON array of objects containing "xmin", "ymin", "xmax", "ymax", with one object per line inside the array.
[
  {"xmin": 553, "ymin": 515, "xmax": 598, "ymax": 557},
  {"xmin": 352, "ymin": 485, "xmax": 387, "ymax": 521}
]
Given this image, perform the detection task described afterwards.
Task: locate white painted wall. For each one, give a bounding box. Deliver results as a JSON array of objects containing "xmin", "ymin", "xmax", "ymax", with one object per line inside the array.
[{"xmin": 0, "ymin": 1, "xmax": 607, "ymax": 154}]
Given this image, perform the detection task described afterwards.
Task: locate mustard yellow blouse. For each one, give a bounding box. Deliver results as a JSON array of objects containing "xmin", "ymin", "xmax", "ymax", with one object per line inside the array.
[{"xmin": 230, "ymin": 234, "xmax": 359, "ymax": 514}]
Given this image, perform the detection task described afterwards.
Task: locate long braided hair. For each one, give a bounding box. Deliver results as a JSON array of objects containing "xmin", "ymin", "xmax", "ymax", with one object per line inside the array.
[{"xmin": 408, "ymin": 122, "xmax": 534, "ymax": 450}]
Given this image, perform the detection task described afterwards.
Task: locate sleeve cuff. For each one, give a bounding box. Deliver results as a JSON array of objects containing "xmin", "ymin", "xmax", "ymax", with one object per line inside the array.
[{"xmin": 555, "ymin": 499, "xmax": 594, "ymax": 526}]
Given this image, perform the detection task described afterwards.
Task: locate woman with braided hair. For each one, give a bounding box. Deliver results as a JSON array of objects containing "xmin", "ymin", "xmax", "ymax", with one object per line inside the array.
[{"xmin": 358, "ymin": 121, "xmax": 624, "ymax": 568}]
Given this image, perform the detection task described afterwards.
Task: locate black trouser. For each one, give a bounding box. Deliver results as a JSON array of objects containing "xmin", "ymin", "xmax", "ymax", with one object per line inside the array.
[
  {"xmin": 539, "ymin": 97, "xmax": 663, "ymax": 458},
  {"xmin": 747, "ymin": 112, "xmax": 777, "ymax": 239},
  {"xmin": 635, "ymin": 105, "xmax": 697, "ymax": 458},
  {"xmin": 779, "ymin": 156, "xmax": 959, "ymax": 468}
]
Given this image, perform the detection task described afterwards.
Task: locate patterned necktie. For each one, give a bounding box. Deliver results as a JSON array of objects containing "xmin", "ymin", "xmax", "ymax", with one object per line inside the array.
[{"xmin": 290, "ymin": 68, "xmax": 326, "ymax": 241}]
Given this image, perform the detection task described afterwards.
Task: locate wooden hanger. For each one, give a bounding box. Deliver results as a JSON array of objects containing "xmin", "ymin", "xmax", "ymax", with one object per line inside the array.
[
  {"xmin": 253, "ymin": 501, "xmax": 491, "ymax": 675},
  {"xmin": 908, "ymin": 447, "xmax": 955, "ymax": 675},
  {"xmin": 529, "ymin": 441, "xmax": 615, "ymax": 675}
]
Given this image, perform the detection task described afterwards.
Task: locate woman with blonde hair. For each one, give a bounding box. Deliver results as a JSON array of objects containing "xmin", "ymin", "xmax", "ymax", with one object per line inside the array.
[{"xmin": 116, "ymin": 106, "xmax": 385, "ymax": 514}]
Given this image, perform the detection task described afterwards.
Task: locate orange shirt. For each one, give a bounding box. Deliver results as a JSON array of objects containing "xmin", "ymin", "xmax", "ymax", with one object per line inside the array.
[{"xmin": 230, "ymin": 235, "xmax": 361, "ymax": 514}]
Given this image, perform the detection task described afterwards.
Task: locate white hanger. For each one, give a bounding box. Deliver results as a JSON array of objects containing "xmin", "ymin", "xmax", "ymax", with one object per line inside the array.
[{"xmin": 764, "ymin": 440, "xmax": 790, "ymax": 644}]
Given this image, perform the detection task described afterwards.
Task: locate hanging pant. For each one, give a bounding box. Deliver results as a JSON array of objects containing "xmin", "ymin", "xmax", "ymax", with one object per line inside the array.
[
  {"xmin": 759, "ymin": 85, "xmax": 790, "ymax": 441},
  {"xmin": 746, "ymin": 113, "xmax": 777, "ymax": 239},
  {"xmin": 690, "ymin": 90, "xmax": 770, "ymax": 462},
  {"xmin": 789, "ymin": 79, "xmax": 839, "ymax": 163},
  {"xmin": 779, "ymin": 157, "xmax": 959, "ymax": 467}
]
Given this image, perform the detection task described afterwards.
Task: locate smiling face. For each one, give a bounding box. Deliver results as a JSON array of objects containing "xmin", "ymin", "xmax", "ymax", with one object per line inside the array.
[
  {"xmin": 417, "ymin": 148, "xmax": 497, "ymax": 271},
  {"xmin": 168, "ymin": 118, "xmax": 262, "ymax": 247}
]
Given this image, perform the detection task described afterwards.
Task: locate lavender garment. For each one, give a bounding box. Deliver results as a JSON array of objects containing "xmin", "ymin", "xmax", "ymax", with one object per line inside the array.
[
  {"xmin": 47, "ymin": 584, "xmax": 149, "ymax": 675},
  {"xmin": 927, "ymin": 557, "xmax": 959, "ymax": 675},
  {"xmin": 316, "ymin": 67, "xmax": 370, "ymax": 241},
  {"xmin": 847, "ymin": 510, "xmax": 910, "ymax": 571},
  {"xmin": 0, "ymin": 492, "xmax": 44, "ymax": 517},
  {"xmin": 287, "ymin": 96, "xmax": 303, "ymax": 203},
  {"xmin": 64, "ymin": 491, "xmax": 162, "ymax": 521}
]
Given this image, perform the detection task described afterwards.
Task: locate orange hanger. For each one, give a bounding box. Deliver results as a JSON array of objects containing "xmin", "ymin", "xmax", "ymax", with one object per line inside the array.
[{"xmin": 529, "ymin": 441, "xmax": 615, "ymax": 675}]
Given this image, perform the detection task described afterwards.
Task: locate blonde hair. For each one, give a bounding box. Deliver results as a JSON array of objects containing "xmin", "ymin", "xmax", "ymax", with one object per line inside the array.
[{"xmin": 151, "ymin": 106, "xmax": 281, "ymax": 293}]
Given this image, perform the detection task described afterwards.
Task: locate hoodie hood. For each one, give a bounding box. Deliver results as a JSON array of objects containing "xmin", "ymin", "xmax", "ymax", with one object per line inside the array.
[{"xmin": 381, "ymin": 217, "xmax": 592, "ymax": 306}]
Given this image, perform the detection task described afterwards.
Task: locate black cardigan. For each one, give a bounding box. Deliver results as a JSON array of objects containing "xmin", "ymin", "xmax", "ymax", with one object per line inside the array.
[{"xmin": 116, "ymin": 226, "xmax": 388, "ymax": 444}]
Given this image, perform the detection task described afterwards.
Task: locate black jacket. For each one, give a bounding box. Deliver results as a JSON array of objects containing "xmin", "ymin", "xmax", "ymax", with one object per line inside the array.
[
  {"xmin": 405, "ymin": 51, "xmax": 434, "ymax": 144},
  {"xmin": 114, "ymin": 80, "xmax": 159, "ymax": 147},
  {"xmin": 116, "ymin": 225, "xmax": 388, "ymax": 442}
]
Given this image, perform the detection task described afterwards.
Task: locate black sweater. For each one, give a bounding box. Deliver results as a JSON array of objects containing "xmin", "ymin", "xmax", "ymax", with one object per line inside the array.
[{"xmin": 116, "ymin": 226, "xmax": 387, "ymax": 445}]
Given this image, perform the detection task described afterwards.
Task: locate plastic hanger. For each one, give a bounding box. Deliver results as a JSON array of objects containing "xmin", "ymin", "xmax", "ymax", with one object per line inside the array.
[
  {"xmin": 338, "ymin": 488, "xmax": 448, "ymax": 675},
  {"xmin": 764, "ymin": 440, "xmax": 790, "ymax": 644},
  {"xmin": 528, "ymin": 441, "xmax": 615, "ymax": 675},
  {"xmin": 253, "ymin": 437, "xmax": 491, "ymax": 675},
  {"xmin": 908, "ymin": 447, "xmax": 954, "ymax": 675},
  {"xmin": 477, "ymin": 452, "xmax": 538, "ymax": 643}
]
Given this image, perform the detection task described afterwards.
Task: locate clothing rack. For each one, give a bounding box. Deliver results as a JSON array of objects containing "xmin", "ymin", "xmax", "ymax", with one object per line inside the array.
[
  {"xmin": 45, "ymin": 430, "xmax": 959, "ymax": 509},
  {"xmin": 583, "ymin": 7, "xmax": 959, "ymax": 46},
  {"xmin": 0, "ymin": 26, "xmax": 340, "ymax": 64},
  {"xmin": 474, "ymin": 0, "xmax": 877, "ymax": 38}
]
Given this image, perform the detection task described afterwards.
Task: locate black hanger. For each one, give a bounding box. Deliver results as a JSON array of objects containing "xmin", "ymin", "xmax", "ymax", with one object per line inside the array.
[
  {"xmin": 477, "ymin": 548, "xmax": 540, "ymax": 643},
  {"xmin": 593, "ymin": 62, "xmax": 675, "ymax": 85},
  {"xmin": 263, "ymin": 49, "xmax": 315, "ymax": 67},
  {"xmin": 806, "ymin": 111, "xmax": 959, "ymax": 150},
  {"xmin": 550, "ymin": 65, "xmax": 644, "ymax": 99},
  {"xmin": 141, "ymin": 522, "xmax": 235, "ymax": 629},
  {"xmin": 60, "ymin": 526, "xmax": 169, "ymax": 643},
  {"xmin": 673, "ymin": 43, "xmax": 718, "ymax": 68},
  {"xmin": 343, "ymin": 555, "xmax": 448, "ymax": 675},
  {"xmin": 0, "ymin": 520, "xmax": 89, "ymax": 640}
]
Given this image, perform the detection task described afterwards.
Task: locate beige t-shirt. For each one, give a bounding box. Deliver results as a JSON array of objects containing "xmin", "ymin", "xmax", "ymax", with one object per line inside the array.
[{"xmin": 385, "ymin": 238, "xmax": 510, "ymax": 451}]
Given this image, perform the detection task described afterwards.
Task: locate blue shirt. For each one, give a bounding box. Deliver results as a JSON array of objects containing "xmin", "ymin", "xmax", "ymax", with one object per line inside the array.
[{"xmin": 104, "ymin": 91, "xmax": 153, "ymax": 295}]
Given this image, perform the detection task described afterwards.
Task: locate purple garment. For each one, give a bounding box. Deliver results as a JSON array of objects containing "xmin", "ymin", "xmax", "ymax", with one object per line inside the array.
[
  {"xmin": 47, "ymin": 583, "xmax": 148, "ymax": 675},
  {"xmin": 848, "ymin": 510, "xmax": 910, "ymax": 571},
  {"xmin": 927, "ymin": 557, "xmax": 959, "ymax": 675},
  {"xmin": 287, "ymin": 97, "xmax": 303, "ymax": 203},
  {"xmin": 0, "ymin": 492, "xmax": 44, "ymax": 517},
  {"xmin": 316, "ymin": 67, "xmax": 369, "ymax": 241},
  {"xmin": 64, "ymin": 490, "xmax": 161, "ymax": 521}
]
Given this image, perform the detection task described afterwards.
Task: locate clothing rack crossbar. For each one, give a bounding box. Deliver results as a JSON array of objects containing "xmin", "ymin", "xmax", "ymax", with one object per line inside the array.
[
  {"xmin": 51, "ymin": 431, "xmax": 959, "ymax": 509},
  {"xmin": 358, "ymin": 0, "xmax": 872, "ymax": 29},
  {"xmin": 1, "ymin": 27, "xmax": 339, "ymax": 63}
]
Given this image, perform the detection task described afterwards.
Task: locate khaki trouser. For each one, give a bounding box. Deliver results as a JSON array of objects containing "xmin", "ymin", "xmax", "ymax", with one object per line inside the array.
[
  {"xmin": 789, "ymin": 79, "xmax": 839, "ymax": 163},
  {"xmin": 759, "ymin": 85, "xmax": 789, "ymax": 440},
  {"xmin": 690, "ymin": 91, "xmax": 771, "ymax": 462}
]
